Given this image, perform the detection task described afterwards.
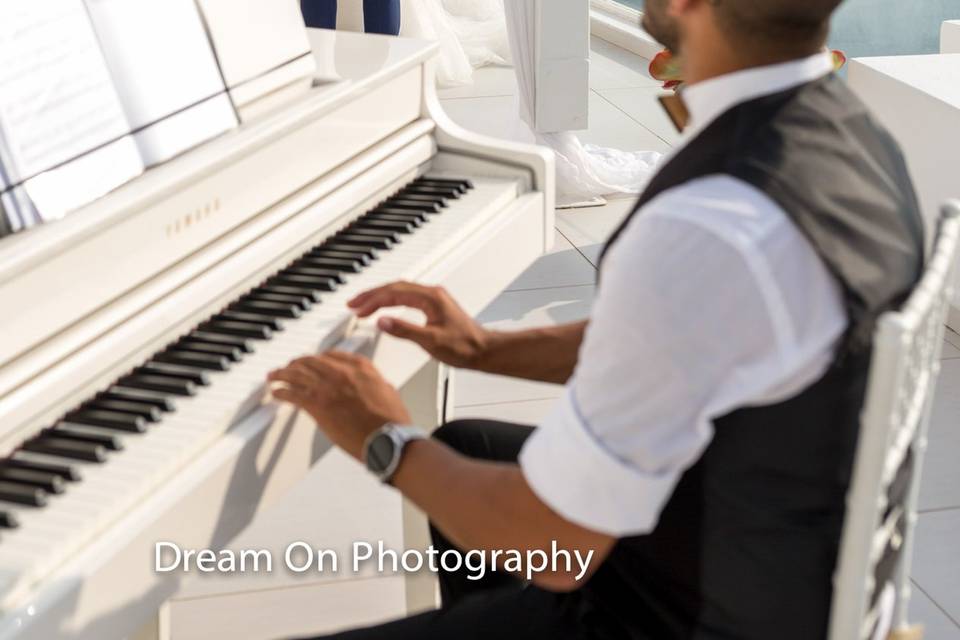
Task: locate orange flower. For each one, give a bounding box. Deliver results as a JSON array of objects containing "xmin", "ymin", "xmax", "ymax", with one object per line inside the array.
[
  {"xmin": 648, "ymin": 50, "xmax": 684, "ymax": 89},
  {"xmin": 832, "ymin": 50, "xmax": 848, "ymax": 71}
]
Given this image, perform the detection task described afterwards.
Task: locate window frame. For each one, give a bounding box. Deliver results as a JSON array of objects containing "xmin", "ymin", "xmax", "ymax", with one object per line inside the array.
[{"xmin": 589, "ymin": 0, "xmax": 661, "ymax": 59}]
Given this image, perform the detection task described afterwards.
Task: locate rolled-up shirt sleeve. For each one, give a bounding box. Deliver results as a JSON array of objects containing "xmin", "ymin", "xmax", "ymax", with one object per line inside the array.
[
  {"xmin": 520, "ymin": 387, "xmax": 685, "ymax": 535},
  {"xmin": 520, "ymin": 179, "xmax": 803, "ymax": 537}
]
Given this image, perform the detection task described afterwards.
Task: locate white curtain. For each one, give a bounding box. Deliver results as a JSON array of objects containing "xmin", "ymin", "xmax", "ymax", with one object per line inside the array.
[
  {"xmin": 401, "ymin": 0, "xmax": 661, "ymax": 203},
  {"xmin": 399, "ymin": 0, "xmax": 511, "ymax": 87}
]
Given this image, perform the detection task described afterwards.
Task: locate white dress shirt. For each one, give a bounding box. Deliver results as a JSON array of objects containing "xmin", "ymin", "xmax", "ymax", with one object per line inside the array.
[{"xmin": 518, "ymin": 53, "xmax": 849, "ymax": 536}]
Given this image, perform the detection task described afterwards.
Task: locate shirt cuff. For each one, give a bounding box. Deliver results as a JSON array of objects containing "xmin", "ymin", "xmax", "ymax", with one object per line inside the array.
[{"xmin": 519, "ymin": 388, "xmax": 681, "ymax": 537}]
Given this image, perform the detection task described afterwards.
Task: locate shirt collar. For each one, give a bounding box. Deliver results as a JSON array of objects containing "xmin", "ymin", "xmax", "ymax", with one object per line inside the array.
[{"xmin": 680, "ymin": 52, "xmax": 835, "ymax": 139}]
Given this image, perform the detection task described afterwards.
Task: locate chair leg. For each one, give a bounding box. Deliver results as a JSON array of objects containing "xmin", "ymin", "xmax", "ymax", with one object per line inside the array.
[{"xmin": 888, "ymin": 625, "xmax": 924, "ymax": 640}]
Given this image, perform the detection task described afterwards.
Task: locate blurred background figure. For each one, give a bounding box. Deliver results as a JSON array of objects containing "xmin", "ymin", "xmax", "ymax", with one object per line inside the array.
[{"xmin": 300, "ymin": 0, "xmax": 401, "ymax": 35}]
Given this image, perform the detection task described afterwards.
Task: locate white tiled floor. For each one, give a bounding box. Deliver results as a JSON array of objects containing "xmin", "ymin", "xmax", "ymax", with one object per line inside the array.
[{"xmin": 441, "ymin": 36, "xmax": 960, "ymax": 637}]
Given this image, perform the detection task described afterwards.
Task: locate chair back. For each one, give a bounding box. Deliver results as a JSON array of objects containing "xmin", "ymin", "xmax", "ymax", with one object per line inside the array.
[{"xmin": 829, "ymin": 202, "xmax": 960, "ymax": 640}]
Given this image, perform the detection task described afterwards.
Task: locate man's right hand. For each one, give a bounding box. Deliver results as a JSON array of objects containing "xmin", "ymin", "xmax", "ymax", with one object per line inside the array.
[{"xmin": 348, "ymin": 282, "xmax": 491, "ymax": 370}]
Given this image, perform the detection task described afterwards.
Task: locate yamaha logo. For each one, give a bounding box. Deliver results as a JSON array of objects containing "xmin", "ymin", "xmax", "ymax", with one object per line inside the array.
[{"xmin": 165, "ymin": 197, "xmax": 222, "ymax": 237}]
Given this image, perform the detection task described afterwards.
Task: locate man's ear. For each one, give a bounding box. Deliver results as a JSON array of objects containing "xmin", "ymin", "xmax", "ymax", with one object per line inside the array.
[
  {"xmin": 667, "ymin": 0, "xmax": 697, "ymax": 18},
  {"xmin": 668, "ymin": 0, "xmax": 703, "ymax": 17}
]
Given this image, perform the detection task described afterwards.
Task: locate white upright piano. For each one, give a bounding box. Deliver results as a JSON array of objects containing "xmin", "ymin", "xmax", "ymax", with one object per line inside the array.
[{"xmin": 0, "ymin": 20, "xmax": 555, "ymax": 640}]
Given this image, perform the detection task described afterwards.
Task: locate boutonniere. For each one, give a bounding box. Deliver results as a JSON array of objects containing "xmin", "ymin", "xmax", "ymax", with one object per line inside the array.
[{"xmin": 649, "ymin": 49, "xmax": 849, "ymax": 92}]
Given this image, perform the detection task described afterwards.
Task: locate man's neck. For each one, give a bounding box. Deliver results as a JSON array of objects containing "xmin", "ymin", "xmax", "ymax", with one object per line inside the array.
[{"xmin": 682, "ymin": 41, "xmax": 823, "ymax": 86}]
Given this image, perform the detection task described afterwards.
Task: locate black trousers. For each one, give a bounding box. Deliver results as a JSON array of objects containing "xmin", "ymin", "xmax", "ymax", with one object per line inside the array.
[
  {"xmin": 300, "ymin": 0, "xmax": 401, "ymax": 35},
  {"xmin": 302, "ymin": 419, "xmax": 614, "ymax": 640}
]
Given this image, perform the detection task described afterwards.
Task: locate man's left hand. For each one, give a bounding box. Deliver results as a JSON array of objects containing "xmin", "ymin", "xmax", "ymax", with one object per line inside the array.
[{"xmin": 267, "ymin": 352, "xmax": 411, "ymax": 460}]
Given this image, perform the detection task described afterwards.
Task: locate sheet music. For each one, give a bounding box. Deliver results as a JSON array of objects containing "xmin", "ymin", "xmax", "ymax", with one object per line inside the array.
[
  {"xmin": 0, "ymin": 0, "xmax": 142, "ymax": 225},
  {"xmin": 85, "ymin": 0, "xmax": 239, "ymax": 166}
]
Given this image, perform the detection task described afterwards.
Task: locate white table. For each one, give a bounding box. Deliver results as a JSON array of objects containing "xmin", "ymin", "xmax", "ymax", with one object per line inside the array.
[
  {"xmin": 848, "ymin": 54, "xmax": 960, "ymax": 330},
  {"xmin": 942, "ymin": 20, "xmax": 960, "ymax": 54}
]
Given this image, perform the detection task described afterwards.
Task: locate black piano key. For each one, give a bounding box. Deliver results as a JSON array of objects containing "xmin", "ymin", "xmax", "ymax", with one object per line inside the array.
[
  {"xmin": 332, "ymin": 234, "xmax": 394, "ymax": 251},
  {"xmin": 394, "ymin": 191, "xmax": 451, "ymax": 206},
  {"xmin": 365, "ymin": 212, "xmax": 426, "ymax": 226},
  {"xmin": 319, "ymin": 243, "xmax": 380, "ymax": 260},
  {"xmin": 175, "ymin": 341, "xmax": 244, "ymax": 362},
  {"xmin": 82, "ymin": 399, "xmax": 162, "ymax": 422},
  {"xmin": 196, "ymin": 321, "xmax": 273, "ymax": 341},
  {"xmin": 137, "ymin": 362, "xmax": 211, "ymax": 386},
  {"xmin": 403, "ymin": 183, "xmax": 459, "ymax": 194},
  {"xmin": 0, "ymin": 481, "xmax": 47, "ymax": 507},
  {"xmin": 306, "ymin": 248, "xmax": 374, "ymax": 265},
  {"xmin": 214, "ymin": 311, "xmax": 285, "ymax": 332},
  {"xmin": 417, "ymin": 177, "xmax": 472, "ymax": 192},
  {"xmin": 117, "ymin": 374, "xmax": 197, "ymax": 397},
  {"xmin": 63, "ymin": 409, "xmax": 148, "ymax": 433},
  {"xmin": 406, "ymin": 181, "xmax": 463, "ymax": 193},
  {"xmin": 412, "ymin": 177, "xmax": 468, "ymax": 188},
  {"xmin": 267, "ymin": 275, "xmax": 338, "ymax": 293},
  {"xmin": 251, "ymin": 286, "xmax": 322, "ymax": 304},
  {"xmin": 281, "ymin": 267, "xmax": 347, "ymax": 285},
  {"xmin": 47, "ymin": 426, "xmax": 125, "ymax": 451},
  {"xmin": 382, "ymin": 200, "xmax": 442, "ymax": 214},
  {"xmin": 0, "ymin": 467, "xmax": 65, "ymax": 494},
  {"xmin": 99, "ymin": 387, "xmax": 176, "ymax": 412},
  {"xmin": 350, "ymin": 219, "xmax": 414, "ymax": 234},
  {"xmin": 22, "ymin": 437, "xmax": 108, "ymax": 463},
  {"xmin": 293, "ymin": 257, "xmax": 363, "ymax": 274},
  {"xmin": 416, "ymin": 175, "xmax": 470, "ymax": 183},
  {"xmin": 371, "ymin": 208, "xmax": 430, "ymax": 222},
  {"xmin": 0, "ymin": 511, "xmax": 18, "ymax": 529},
  {"xmin": 399, "ymin": 188, "xmax": 456, "ymax": 201},
  {"xmin": 1, "ymin": 458, "xmax": 81, "ymax": 482},
  {"xmin": 231, "ymin": 300, "xmax": 303, "ymax": 319},
  {"xmin": 155, "ymin": 350, "xmax": 232, "ymax": 371},
  {"xmin": 187, "ymin": 331, "xmax": 256, "ymax": 352},
  {"xmin": 338, "ymin": 229, "xmax": 399, "ymax": 244},
  {"xmin": 245, "ymin": 291, "xmax": 314, "ymax": 310}
]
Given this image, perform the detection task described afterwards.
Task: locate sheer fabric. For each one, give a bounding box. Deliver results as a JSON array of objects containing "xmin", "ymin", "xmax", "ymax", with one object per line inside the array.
[
  {"xmin": 402, "ymin": 0, "xmax": 662, "ymax": 201},
  {"xmin": 399, "ymin": 0, "xmax": 511, "ymax": 87}
]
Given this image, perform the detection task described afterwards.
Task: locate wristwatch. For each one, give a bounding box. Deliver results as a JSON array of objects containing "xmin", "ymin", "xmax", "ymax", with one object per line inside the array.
[{"xmin": 363, "ymin": 424, "xmax": 427, "ymax": 484}]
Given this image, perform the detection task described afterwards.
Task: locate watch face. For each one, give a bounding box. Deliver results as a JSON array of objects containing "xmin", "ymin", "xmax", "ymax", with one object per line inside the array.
[{"xmin": 367, "ymin": 433, "xmax": 396, "ymax": 475}]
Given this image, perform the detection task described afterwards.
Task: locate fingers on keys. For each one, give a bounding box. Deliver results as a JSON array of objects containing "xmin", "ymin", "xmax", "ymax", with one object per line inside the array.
[{"xmin": 268, "ymin": 352, "xmax": 369, "ymax": 399}]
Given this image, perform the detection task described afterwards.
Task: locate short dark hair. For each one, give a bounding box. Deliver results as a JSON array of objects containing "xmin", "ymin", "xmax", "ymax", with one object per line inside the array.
[{"xmin": 713, "ymin": 0, "xmax": 844, "ymax": 45}]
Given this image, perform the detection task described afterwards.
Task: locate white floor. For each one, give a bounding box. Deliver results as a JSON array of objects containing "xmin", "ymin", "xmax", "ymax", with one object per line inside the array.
[{"xmin": 170, "ymin": 36, "xmax": 960, "ymax": 638}]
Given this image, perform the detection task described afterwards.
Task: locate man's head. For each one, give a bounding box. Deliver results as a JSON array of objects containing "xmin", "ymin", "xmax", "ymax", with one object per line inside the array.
[{"xmin": 643, "ymin": 0, "xmax": 844, "ymax": 70}]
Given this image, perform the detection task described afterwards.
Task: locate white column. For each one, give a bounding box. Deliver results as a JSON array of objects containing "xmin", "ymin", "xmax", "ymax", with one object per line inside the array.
[
  {"xmin": 533, "ymin": 0, "xmax": 591, "ymax": 133},
  {"xmin": 505, "ymin": 0, "xmax": 590, "ymax": 134}
]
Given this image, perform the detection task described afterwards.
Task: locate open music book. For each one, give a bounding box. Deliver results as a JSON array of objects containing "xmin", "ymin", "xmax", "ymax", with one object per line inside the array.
[
  {"xmin": 0, "ymin": 0, "xmax": 239, "ymax": 237},
  {"xmin": 86, "ymin": 0, "xmax": 239, "ymax": 167},
  {"xmin": 0, "ymin": 0, "xmax": 142, "ymax": 234}
]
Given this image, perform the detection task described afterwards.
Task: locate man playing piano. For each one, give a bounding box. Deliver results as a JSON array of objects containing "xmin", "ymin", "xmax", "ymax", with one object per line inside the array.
[{"xmin": 269, "ymin": 0, "xmax": 925, "ymax": 637}]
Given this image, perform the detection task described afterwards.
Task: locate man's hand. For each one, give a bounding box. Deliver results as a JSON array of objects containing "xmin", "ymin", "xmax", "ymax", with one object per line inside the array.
[
  {"xmin": 268, "ymin": 352, "xmax": 410, "ymax": 460},
  {"xmin": 348, "ymin": 282, "xmax": 490, "ymax": 369},
  {"xmin": 350, "ymin": 281, "xmax": 587, "ymax": 384}
]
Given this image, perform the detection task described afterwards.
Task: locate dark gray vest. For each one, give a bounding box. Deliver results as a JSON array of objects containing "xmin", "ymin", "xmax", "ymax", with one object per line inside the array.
[{"xmin": 583, "ymin": 74, "xmax": 924, "ymax": 639}]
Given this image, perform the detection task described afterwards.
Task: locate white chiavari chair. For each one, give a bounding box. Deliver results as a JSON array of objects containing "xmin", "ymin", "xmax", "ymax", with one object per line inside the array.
[{"xmin": 829, "ymin": 202, "xmax": 960, "ymax": 640}]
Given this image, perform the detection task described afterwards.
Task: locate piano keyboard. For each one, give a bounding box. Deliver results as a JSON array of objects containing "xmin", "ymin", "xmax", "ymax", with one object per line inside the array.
[{"xmin": 0, "ymin": 174, "xmax": 521, "ymax": 609}]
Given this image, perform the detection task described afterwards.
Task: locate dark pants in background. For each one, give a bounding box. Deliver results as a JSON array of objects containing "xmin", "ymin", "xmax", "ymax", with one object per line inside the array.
[
  {"xmin": 304, "ymin": 420, "xmax": 615, "ymax": 640},
  {"xmin": 300, "ymin": 0, "xmax": 401, "ymax": 36}
]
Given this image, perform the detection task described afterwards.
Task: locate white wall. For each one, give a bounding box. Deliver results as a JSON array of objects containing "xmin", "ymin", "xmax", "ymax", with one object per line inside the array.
[
  {"xmin": 848, "ymin": 55, "xmax": 960, "ymax": 327},
  {"xmin": 943, "ymin": 20, "xmax": 960, "ymax": 53}
]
